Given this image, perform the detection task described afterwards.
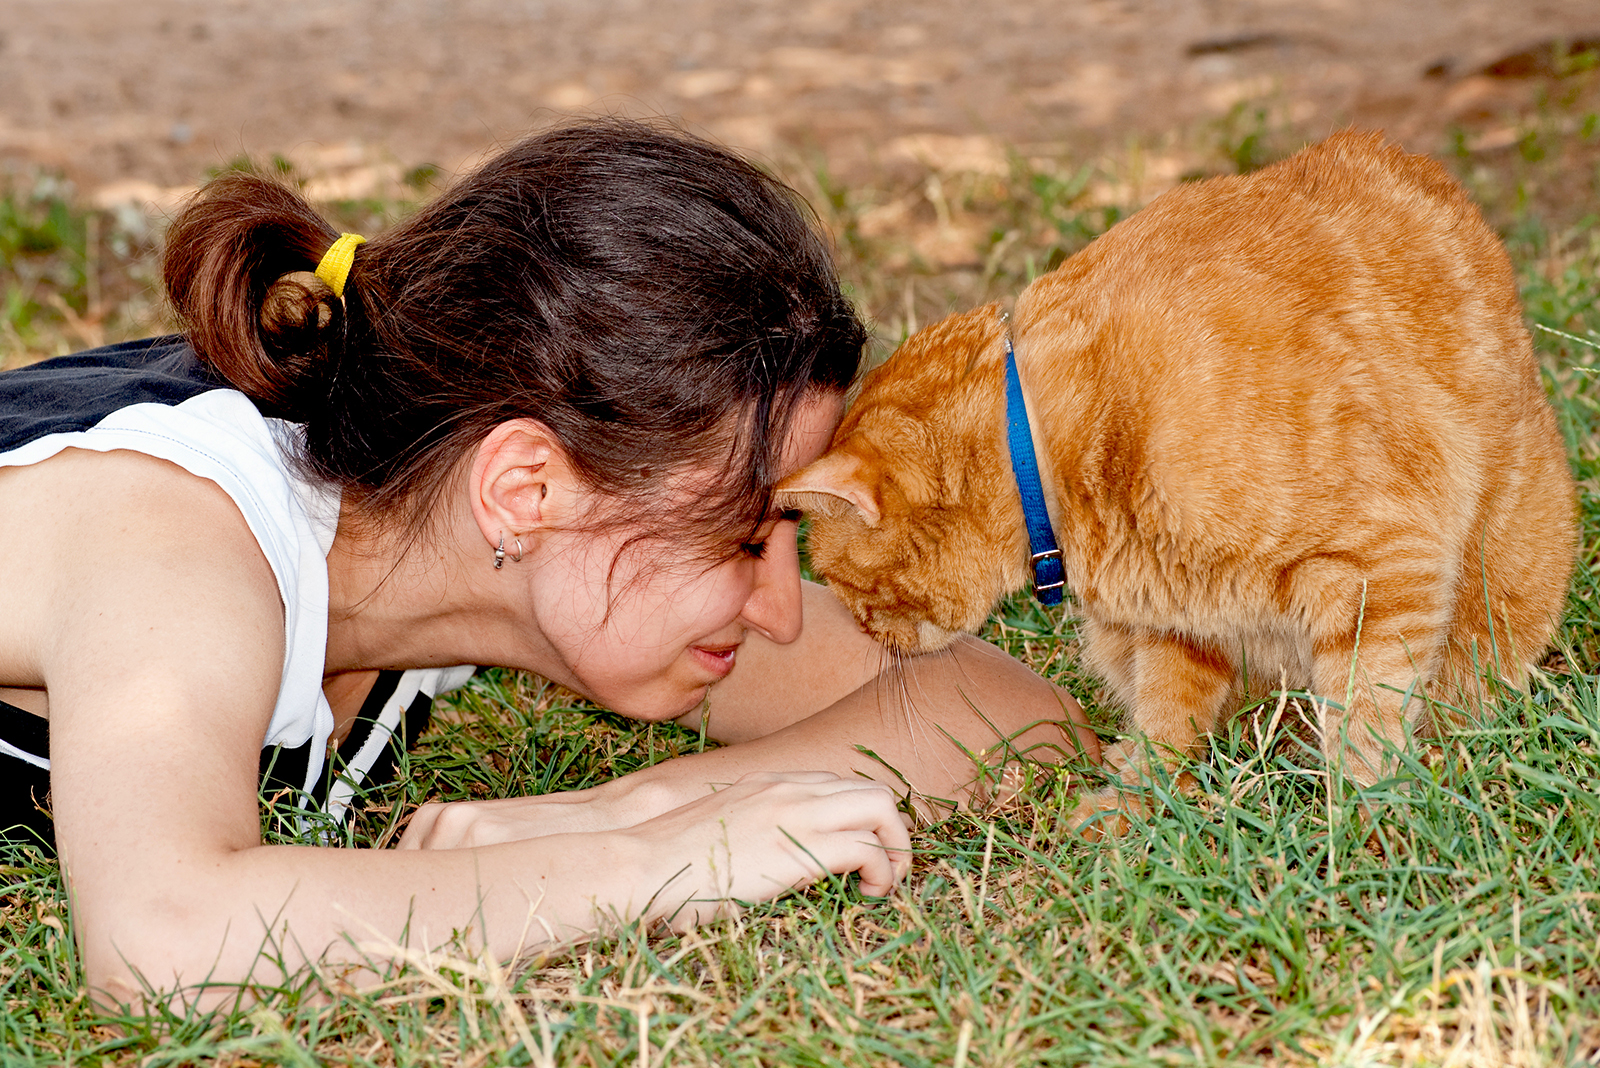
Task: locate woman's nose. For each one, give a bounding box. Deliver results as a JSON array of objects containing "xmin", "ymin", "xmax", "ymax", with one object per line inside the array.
[{"xmin": 740, "ymin": 523, "xmax": 804, "ymax": 644}]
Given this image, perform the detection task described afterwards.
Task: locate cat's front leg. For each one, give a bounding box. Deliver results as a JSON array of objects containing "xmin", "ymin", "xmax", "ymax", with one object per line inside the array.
[{"xmin": 1069, "ymin": 630, "xmax": 1235, "ymax": 837}]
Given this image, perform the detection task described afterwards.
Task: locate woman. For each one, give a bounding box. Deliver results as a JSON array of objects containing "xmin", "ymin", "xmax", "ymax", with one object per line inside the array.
[{"xmin": 0, "ymin": 120, "xmax": 1097, "ymax": 1007}]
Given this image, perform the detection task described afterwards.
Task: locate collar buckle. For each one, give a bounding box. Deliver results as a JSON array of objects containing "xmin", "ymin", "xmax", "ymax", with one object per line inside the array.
[
  {"xmin": 1030, "ymin": 548, "xmax": 1065, "ymax": 597},
  {"xmin": 1029, "ymin": 548, "xmax": 1065, "ymax": 603}
]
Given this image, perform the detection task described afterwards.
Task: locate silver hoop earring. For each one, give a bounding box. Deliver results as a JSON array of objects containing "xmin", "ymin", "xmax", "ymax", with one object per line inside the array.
[
  {"xmin": 493, "ymin": 534, "xmax": 506, "ymax": 570},
  {"xmin": 512, "ymin": 537, "xmax": 524, "ymax": 563}
]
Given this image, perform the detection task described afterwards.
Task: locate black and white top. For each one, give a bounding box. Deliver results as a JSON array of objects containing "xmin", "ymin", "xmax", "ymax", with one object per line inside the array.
[{"xmin": 0, "ymin": 337, "xmax": 472, "ymax": 849}]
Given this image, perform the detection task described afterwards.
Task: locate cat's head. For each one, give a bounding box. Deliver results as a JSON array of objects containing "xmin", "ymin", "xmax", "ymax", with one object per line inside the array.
[{"xmin": 778, "ymin": 304, "xmax": 1030, "ymax": 654}]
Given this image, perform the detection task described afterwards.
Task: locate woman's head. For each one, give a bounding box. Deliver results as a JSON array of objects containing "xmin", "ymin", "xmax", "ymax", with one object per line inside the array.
[
  {"xmin": 493, "ymin": 387, "xmax": 846, "ymax": 718},
  {"xmin": 162, "ymin": 119, "xmax": 866, "ymax": 556}
]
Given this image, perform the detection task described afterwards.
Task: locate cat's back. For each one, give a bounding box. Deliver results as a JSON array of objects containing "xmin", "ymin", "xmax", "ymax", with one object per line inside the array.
[
  {"xmin": 1007, "ymin": 128, "xmax": 1573, "ymax": 648},
  {"xmin": 1015, "ymin": 130, "xmax": 1546, "ymax": 514},
  {"xmin": 1018, "ymin": 130, "xmax": 1524, "ymax": 386}
]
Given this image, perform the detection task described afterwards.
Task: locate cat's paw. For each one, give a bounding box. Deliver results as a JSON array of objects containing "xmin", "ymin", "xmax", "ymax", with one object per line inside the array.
[
  {"xmin": 1099, "ymin": 738, "xmax": 1175, "ymax": 792},
  {"xmin": 1067, "ymin": 787, "xmax": 1147, "ymax": 840},
  {"xmin": 1066, "ymin": 766, "xmax": 1199, "ymax": 840}
]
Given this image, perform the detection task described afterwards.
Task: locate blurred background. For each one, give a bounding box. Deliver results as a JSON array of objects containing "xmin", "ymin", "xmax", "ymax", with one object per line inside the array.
[{"xmin": 0, "ymin": 0, "xmax": 1595, "ymax": 361}]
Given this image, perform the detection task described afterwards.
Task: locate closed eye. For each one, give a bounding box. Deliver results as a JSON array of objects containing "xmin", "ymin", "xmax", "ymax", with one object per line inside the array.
[{"xmin": 740, "ymin": 509, "xmax": 803, "ymax": 560}]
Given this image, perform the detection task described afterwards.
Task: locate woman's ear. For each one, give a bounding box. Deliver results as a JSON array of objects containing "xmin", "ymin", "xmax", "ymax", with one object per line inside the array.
[{"xmin": 468, "ymin": 420, "xmax": 577, "ymax": 550}]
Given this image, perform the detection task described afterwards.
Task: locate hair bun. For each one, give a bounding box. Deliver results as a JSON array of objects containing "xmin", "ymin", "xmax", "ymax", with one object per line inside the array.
[{"xmin": 260, "ymin": 270, "xmax": 344, "ymax": 353}]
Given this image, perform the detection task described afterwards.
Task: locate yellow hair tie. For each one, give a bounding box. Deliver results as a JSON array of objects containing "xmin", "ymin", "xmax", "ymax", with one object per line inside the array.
[{"xmin": 314, "ymin": 233, "xmax": 366, "ymax": 298}]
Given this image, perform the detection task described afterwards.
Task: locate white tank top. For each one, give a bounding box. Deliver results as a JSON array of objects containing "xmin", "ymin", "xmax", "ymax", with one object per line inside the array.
[{"xmin": 0, "ymin": 386, "xmax": 343, "ymax": 779}]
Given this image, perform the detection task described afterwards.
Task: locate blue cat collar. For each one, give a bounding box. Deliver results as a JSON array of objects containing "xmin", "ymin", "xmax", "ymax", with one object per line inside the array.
[{"xmin": 1004, "ymin": 335, "xmax": 1065, "ymax": 607}]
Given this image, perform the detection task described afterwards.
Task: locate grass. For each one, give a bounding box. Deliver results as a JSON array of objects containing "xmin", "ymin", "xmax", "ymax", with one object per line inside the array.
[
  {"xmin": 0, "ymin": 171, "xmax": 164, "ymax": 367},
  {"xmin": 5, "ymin": 67, "xmax": 1600, "ymax": 1066}
]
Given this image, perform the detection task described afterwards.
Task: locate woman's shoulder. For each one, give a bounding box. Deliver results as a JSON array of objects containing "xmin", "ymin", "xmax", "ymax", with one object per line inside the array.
[
  {"xmin": 2, "ymin": 335, "xmax": 337, "ymax": 572},
  {"xmin": 0, "ymin": 446, "xmax": 288, "ymax": 696},
  {"xmin": 0, "ymin": 338, "xmax": 338, "ymax": 710},
  {"xmin": 0, "ymin": 444, "xmax": 286, "ymax": 583}
]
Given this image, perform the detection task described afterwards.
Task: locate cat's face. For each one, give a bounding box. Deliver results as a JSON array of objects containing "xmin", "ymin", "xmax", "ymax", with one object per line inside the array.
[{"xmin": 777, "ymin": 306, "xmax": 1030, "ymax": 654}]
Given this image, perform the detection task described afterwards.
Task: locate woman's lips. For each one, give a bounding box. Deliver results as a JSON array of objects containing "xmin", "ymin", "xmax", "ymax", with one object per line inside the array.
[{"xmin": 690, "ymin": 643, "xmax": 739, "ymax": 679}]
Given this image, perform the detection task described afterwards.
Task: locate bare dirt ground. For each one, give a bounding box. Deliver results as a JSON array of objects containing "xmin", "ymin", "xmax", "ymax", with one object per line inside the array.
[
  {"xmin": 1, "ymin": 0, "xmax": 1595, "ymax": 205},
  {"xmin": 0, "ymin": 0, "xmax": 1597, "ymax": 355}
]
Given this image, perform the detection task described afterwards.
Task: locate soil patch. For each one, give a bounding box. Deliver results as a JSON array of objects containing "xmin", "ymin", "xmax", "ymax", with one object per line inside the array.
[{"xmin": 0, "ymin": 0, "xmax": 1594, "ymax": 201}]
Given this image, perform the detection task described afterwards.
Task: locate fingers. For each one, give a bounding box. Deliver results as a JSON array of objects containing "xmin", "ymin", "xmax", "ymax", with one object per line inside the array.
[
  {"xmin": 848, "ymin": 790, "xmax": 913, "ymax": 894},
  {"xmin": 724, "ymin": 776, "xmax": 912, "ymax": 896},
  {"xmin": 403, "ymin": 772, "xmax": 914, "ymax": 919},
  {"xmin": 621, "ymin": 770, "xmax": 915, "ymax": 918},
  {"xmin": 726, "ymin": 773, "xmax": 914, "ymax": 887},
  {"xmin": 396, "ymin": 796, "xmax": 531, "ymax": 850},
  {"xmin": 400, "ymin": 798, "xmax": 499, "ymax": 850},
  {"xmin": 793, "ymin": 780, "xmax": 911, "ymax": 895}
]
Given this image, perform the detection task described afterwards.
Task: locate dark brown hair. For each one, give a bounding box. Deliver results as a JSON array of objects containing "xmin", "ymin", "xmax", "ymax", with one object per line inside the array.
[{"xmin": 163, "ymin": 119, "xmax": 866, "ymax": 552}]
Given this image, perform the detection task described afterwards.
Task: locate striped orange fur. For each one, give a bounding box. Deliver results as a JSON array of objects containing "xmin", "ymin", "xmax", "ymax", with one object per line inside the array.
[{"xmin": 779, "ymin": 131, "xmax": 1577, "ymax": 828}]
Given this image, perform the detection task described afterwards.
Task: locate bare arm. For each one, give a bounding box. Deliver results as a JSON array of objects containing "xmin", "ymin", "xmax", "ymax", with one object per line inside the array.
[
  {"xmin": 658, "ymin": 628, "xmax": 1094, "ymax": 811},
  {"xmin": 701, "ymin": 580, "xmax": 1094, "ymax": 755},
  {"xmin": 23, "ymin": 454, "xmax": 906, "ymax": 1007},
  {"xmin": 403, "ymin": 581, "xmax": 1098, "ymax": 846},
  {"xmin": 692, "ymin": 580, "xmax": 889, "ymax": 740}
]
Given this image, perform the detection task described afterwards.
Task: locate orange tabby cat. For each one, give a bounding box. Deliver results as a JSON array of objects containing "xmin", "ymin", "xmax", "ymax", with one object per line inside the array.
[{"xmin": 779, "ymin": 130, "xmax": 1576, "ymax": 831}]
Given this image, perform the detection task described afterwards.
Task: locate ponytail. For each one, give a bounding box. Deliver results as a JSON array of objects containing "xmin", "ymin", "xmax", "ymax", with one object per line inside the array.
[{"xmin": 162, "ymin": 172, "xmax": 347, "ymax": 417}]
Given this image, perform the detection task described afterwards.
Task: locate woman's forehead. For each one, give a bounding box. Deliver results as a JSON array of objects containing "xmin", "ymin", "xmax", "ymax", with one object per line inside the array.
[{"xmin": 780, "ymin": 391, "xmax": 847, "ymax": 478}]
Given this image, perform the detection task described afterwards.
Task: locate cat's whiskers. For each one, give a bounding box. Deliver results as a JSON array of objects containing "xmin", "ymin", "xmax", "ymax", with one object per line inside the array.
[
  {"xmin": 875, "ymin": 644, "xmax": 933, "ymax": 756},
  {"xmin": 890, "ymin": 643, "xmax": 996, "ymax": 774}
]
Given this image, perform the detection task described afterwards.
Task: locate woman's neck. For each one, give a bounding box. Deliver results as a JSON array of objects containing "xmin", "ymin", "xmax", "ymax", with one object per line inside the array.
[
  {"xmin": 321, "ymin": 502, "xmax": 482, "ymax": 676},
  {"xmin": 320, "ymin": 490, "xmax": 577, "ymax": 689}
]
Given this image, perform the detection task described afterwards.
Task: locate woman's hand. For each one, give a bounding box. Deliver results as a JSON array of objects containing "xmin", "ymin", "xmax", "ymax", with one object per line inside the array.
[
  {"xmin": 620, "ymin": 770, "xmax": 912, "ymax": 927},
  {"xmin": 402, "ymin": 770, "xmax": 911, "ymax": 926}
]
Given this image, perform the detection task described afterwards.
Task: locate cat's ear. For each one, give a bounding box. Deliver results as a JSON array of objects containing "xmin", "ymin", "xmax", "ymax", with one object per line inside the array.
[{"xmin": 776, "ymin": 451, "xmax": 883, "ymax": 526}]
